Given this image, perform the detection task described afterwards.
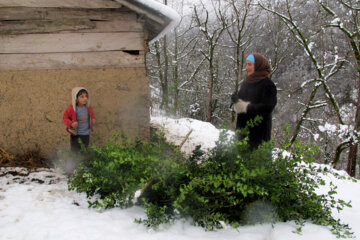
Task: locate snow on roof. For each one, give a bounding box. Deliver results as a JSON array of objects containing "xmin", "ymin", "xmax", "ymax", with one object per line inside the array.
[
  {"xmin": 116, "ymin": 0, "xmax": 181, "ymax": 43},
  {"xmin": 134, "ymin": 0, "xmax": 180, "ymax": 42}
]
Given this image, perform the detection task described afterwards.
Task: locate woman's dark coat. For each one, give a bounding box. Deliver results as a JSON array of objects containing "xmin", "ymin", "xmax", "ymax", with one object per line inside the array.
[{"xmin": 236, "ymin": 77, "xmax": 277, "ymax": 149}]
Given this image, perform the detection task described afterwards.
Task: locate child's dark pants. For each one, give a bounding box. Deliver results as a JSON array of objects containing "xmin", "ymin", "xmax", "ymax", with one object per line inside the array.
[{"xmin": 70, "ymin": 135, "xmax": 90, "ymax": 153}]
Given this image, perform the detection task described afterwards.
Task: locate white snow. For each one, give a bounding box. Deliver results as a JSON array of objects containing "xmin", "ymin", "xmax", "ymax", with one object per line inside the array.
[
  {"xmin": 318, "ymin": 122, "xmax": 358, "ymax": 143},
  {"xmin": 130, "ymin": 0, "xmax": 181, "ymax": 43},
  {"xmin": 319, "ymin": 123, "xmax": 337, "ymax": 133},
  {"xmin": 331, "ymin": 17, "xmax": 341, "ymax": 25},
  {"xmin": 151, "ymin": 116, "xmax": 233, "ymax": 156},
  {"xmin": 1, "ymin": 116, "xmax": 360, "ymax": 240}
]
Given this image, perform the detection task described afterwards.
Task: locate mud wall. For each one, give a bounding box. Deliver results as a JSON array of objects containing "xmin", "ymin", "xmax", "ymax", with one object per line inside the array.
[{"xmin": 0, "ymin": 68, "xmax": 150, "ymax": 158}]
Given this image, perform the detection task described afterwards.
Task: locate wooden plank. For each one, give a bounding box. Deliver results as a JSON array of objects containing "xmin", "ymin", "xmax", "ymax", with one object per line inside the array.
[
  {"xmin": 0, "ymin": 7, "xmax": 136, "ymax": 21},
  {"xmin": 0, "ymin": 32, "xmax": 145, "ymax": 54},
  {"xmin": 85, "ymin": 19, "xmax": 143, "ymax": 33},
  {"xmin": 0, "ymin": 20, "xmax": 96, "ymax": 34},
  {"xmin": 0, "ymin": 19, "xmax": 143, "ymax": 34},
  {"xmin": 45, "ymin": 8, "xmax": 136, "ymax": 21},
  {"xmin": 0, "ymin": 0, "xmax": 123, "ymax": 8},
  {"xmin": 0, "ymin": 51, "xmax": 145, "ymax": 70}
]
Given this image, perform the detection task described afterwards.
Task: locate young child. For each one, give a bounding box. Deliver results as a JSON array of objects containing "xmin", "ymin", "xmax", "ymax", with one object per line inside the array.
[{"xmin": 63, "ymin": 87, "xmax": 96, "ymax": 153}]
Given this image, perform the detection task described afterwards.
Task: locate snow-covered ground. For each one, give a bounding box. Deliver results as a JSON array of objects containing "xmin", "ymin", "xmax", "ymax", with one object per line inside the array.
[{"xmin": 0, "ymin": 116, "xmax": 359, "ymax": 240}]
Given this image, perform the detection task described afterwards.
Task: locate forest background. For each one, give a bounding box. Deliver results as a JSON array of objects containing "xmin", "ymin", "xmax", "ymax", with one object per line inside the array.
[{"xmin": 146, "ymin": 0, "xmax": 360, "ymax": 178}]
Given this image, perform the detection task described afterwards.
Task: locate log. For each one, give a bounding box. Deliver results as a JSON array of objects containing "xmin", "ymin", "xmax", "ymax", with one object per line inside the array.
[
  {"xmin": 138, "ymin": 178, "xmax": 154, "ymax": 198},
  {"xmin": 179, "ymin": 129, "xmax": 193, "ymax": 149}
]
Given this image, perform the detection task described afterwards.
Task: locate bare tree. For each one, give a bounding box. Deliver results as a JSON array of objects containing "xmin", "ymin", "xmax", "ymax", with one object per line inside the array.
[
  {"xmin": 194, "ymin": 1, "xmax": 226, "ymax": 122},
  {"xmin": 214, "ymin": 0, "xmax": 254, "ymax": 92},
  {"xmin": 316, "ymin": 0, "xmax": 360, "ymax": 176},
  {"xmin": 169, "ymin": 17, "xmax": 199, "ymax": 115},
  {"xmin": 152, "ymin": 39, "xmax": 169, "ymax": 111},
  {"xmin": 259, "ymin": 0, "xmax": 346, "ymax": 149},
  {"xmin": 148, "ymin": 0, "xmax": 200, "ymax": 116}
]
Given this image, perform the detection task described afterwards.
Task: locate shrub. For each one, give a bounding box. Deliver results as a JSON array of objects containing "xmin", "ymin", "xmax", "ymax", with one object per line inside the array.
[
  {"xmin": 68, "ymin": 128, "xmax": 353, "ymax": 237},
  {"xmin": 173, "ymin": 127, "xmax": 352, "ymax": 237},
  {"xmin": 68, "ymin": 133, "xmax": 188, "ymax": 211}
]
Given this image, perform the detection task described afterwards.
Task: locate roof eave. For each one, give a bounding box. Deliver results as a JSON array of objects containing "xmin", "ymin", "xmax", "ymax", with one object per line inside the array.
[{"xmin": 115, "ymin": 0, "xmax": 179, "ymax": 42}]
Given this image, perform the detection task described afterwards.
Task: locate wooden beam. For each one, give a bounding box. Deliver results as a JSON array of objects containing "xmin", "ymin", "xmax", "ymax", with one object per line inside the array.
[
  {"xmin": 0, "ymin": 51, "xmax": 145, "ymax": 70},
  {"xmin": 0, "ymin": 0, "xmax": 123, "ymax": 8},
  {"xmin": 0, "ymin": 7, "xmax": 135, "ymax": 21},
  {"xmin": 0, "ymin": 32, "xmax": 145, "ymax": 54},
  {"xmin": 0, "ymin": 19, "xmax": 143, "ymax": 34}
]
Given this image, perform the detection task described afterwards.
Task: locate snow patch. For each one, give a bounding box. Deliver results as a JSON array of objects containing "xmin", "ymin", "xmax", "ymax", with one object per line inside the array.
[{"xmin": 151, "ymin": 115, "xmax": 233, "ymax": 155}]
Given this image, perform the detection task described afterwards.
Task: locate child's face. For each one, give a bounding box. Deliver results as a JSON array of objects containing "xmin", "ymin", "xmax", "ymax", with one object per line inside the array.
[{"xmin": 77, "ymin": 92, "xmax": 88, "ymax": 106}]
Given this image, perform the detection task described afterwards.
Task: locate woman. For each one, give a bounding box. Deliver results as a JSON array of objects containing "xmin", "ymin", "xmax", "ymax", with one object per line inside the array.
[{"xmin": 231, "ymin": 53, "xmax": 277, "ymax": 149}]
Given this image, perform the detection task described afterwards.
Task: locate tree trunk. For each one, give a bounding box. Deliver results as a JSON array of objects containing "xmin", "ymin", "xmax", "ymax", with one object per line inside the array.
[
  {"xmin": 347, "ymin": 79, "xmax": 359, "ymax": 176},
  {"xmin": 173, "ymin": 28, "xmax": 179, "ymax": 115},
  {"xmin": 347, "ymin": 145, "xmax": 358, "ymax": 177},
  {"xmin": 348, "ymin": 57, "xmax": 360, "ymax": 177},
  {"xmin": 206, "ymin": 60, "xmax": 214, "ymax": 122},
  {"xmin": 347, "ymin": 31, "xmax": 360, "ymax": 176},
  {"xmin": 161, "ymin": 35, "xmax": 169, "ymax": 112},
  {"xmin": 160, "ymin": 0, "xmax": 169, "ymax": 112},
  {"xmin": 154, "ymin": 41, "xmax": 164, "ymax": 108}
]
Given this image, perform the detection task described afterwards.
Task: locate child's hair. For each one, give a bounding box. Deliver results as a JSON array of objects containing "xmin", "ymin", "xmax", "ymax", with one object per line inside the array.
[{"xmin": 77, "ymin": 89, "xmax": 88, "ymax": 98}]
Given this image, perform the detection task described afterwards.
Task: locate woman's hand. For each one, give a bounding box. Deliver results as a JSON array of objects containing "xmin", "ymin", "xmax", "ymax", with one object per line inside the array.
[{"xmin": 234, "ymin": 99, "xmax": 250, "ymax": 113}]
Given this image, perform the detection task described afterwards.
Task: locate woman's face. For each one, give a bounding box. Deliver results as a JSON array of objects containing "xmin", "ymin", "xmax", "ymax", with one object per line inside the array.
[{"xmin": 245, "ymin": 60, "xmax": 255, "ymax": 76}]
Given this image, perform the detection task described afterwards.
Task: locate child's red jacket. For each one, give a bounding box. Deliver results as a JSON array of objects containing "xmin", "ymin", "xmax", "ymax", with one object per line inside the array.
[{"xmin": 63, "ymin": 105, "xmax": 96, "ymax": 136}]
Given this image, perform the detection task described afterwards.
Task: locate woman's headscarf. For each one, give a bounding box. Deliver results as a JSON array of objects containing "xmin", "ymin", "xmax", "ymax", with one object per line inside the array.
[{"xmin": 245, "ymin": 53, "xmax": 271, "ymax": 83}]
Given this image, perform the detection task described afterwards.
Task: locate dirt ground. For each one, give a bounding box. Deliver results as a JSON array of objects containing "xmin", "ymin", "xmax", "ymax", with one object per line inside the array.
[{"xmin": 0, "ymin": 147, "xmax": 51, "ymax": 169}]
